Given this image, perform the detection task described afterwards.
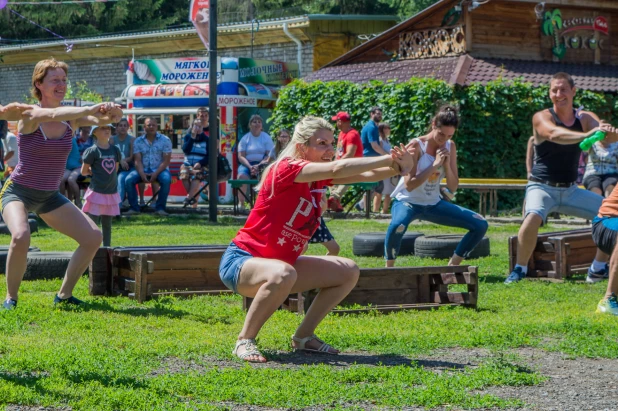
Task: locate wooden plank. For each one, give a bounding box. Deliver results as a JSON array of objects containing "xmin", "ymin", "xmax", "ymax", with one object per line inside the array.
[
  {"xmin": 114, "ymin": 244, "xmax": 227, "ymax": 257},
  {"xmin": 417, "ymin": 274, "xmax": 431, "ymax": 304},
  {"xmin": 342, "ymin": 289, "xmax": 419, "ymax": 306},
  {"xmin": 430, "ymin": 273, "xmax": 477, "ymax": 285},
  {"xmin": 129, "ymin": 249, "xmax": 226, "ymax": 261},
  {"xmin": 151, "ymin": 290, "xmax": 232, "ymax": 297},
  {"xmin": 148, "ymin": 256, "xmax": 223, "ymax": 270},
  {"xmin": 332, "ymin": 303, "xmax": 461, "ymax": 314},
  {"xmin": 360, "ymin": 265, "xmax": 471, "ymax": 276},
  {"xmin": 89, "ymin": 247, "xmax": 112, "ymax": 296},
  {"xmin": 432, "ymin": 291, "xmax": 472, "ymax": 305},
  {"xmin": 354, "ymin": 274, "xmax": 421, "ymax": 291},
  {"xmin": 133, "ymin": 253, "xmax": 148, "ymax": 304}
]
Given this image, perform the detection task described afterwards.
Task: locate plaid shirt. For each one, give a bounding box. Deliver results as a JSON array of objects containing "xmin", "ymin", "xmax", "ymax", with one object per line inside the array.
[{"xmin": 133, "ymin": 133, "xmax": 172, "ymax": 171}]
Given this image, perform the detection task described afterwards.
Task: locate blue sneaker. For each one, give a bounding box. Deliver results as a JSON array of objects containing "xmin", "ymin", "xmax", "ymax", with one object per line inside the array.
[
  {"xmin": 505, "ymin": 267, "xmax": 526, "ymax": 284},
  {"xmin": 2, "ymin": 298, "xmax": 17, "ymax": 310},
  {"xmin": 586, "ymin": 264, "xmax": 609, "ymax": 284},
  {"xmin": 54, "ymin": 295, "xmax": 84, "ymax": 306}
]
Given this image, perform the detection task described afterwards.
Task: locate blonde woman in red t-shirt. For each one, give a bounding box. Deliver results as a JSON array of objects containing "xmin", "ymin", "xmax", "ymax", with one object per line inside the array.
[{"xmin": 219, "ymin": 116, "xmax": 415, "ymax": 362}]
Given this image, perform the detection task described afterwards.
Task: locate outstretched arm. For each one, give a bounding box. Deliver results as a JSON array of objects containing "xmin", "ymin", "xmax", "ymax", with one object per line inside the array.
[
  {"xmin": 19, "ymin": 103, "xmax": 122, "ymax": 134},
  {"xmin": 297, "ymin": 144, "xmax": 415, "ymax": 184},
  {"xmin": 0, "ymin": 103, "xmax": 33, "ymax": 121}
]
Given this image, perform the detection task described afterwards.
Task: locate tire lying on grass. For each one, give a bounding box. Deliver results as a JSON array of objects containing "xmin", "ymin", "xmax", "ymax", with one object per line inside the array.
[
  {"xmin": 23, "ymin": 252, "xmax": 74, "ymax": 280},
  {"xmin": 414, "ymin": 235, "xmax": 490, "ymax": 259},
  {"xmin": 352, "ymin": 232, "xmax": 424, "ymax": 257},
  {"xmin": 0, "ymin": 219, "xmax": 38, "ymax": 235},
  {"xmin": 0, "ymin": 246, "xmax": 40, "ymax": 273}
]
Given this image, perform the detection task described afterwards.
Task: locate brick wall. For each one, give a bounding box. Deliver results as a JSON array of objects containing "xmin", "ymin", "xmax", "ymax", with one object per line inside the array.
[{"xmin": 0, "ymin": 41, "xmax": 313, "ymax": 103}]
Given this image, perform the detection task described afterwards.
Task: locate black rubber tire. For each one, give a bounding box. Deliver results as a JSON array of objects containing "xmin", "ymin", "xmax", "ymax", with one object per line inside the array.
[
  {"xmin": 0, "ymin": 219, "xmax": 38, "ymax": 235},
  {"xmin": 23, "ymin": 252, "xmax": 74, "ymax": 280},
  {"xmin": 0, "ymin": 246, "xmax": 40, "ymax": 274},
  {"xmin": 414, "ymin": 235, "xmax": 490, "ymax": 259},
  {"xmin": 352, "ymin": 231, "xmax": 424, "ymax": 257}
]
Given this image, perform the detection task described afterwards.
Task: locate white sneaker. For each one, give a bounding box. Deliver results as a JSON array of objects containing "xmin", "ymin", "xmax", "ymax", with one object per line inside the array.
[{"xmin": 155, "ymin": 209, "xmax": 169, "ymax": 216}]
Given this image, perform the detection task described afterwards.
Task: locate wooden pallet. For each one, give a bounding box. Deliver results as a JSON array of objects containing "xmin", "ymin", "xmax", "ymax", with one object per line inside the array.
[
  {"xmin": 508, "ymin": 228, "xmax": 595, "ymax": 280},
  {"xmin": 243, "ymin": 265, "xmax": 478, "ymax": 314},
  {"xmin": 89, "ymin": 245, "xmax": 231, "ymax": 302}
]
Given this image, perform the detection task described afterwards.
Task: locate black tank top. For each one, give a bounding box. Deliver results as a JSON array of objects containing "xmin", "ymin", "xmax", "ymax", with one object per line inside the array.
[{"xmin": 531, "ymin": 108, "xmax": 583, "ymax": 184}]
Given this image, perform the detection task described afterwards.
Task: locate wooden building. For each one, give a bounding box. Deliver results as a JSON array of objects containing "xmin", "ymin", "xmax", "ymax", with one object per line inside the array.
[{"xmin": 305, "ymin": 0, "xmax": 618, "ymax": 93}]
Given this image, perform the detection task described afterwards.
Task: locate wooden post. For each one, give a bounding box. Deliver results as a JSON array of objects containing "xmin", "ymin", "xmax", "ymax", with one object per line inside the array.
[
  {"xmin": 89, "ymin": 247, "xmax": 112, "ymax": 296},
  {"xmin": 133, "ymin": 252, "xmax": 149, "ymax": 304}
]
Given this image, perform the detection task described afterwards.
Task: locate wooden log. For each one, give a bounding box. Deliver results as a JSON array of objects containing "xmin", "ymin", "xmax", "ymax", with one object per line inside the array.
[{"xmin": 342, "ymin": 289, "xmax": 419, "ymax": 306}]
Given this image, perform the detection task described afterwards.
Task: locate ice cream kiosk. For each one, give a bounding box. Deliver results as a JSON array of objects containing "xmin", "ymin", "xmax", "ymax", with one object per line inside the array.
[{"xmin": 119, "ymin": 56, "xmax": 299, "ymax": 203}]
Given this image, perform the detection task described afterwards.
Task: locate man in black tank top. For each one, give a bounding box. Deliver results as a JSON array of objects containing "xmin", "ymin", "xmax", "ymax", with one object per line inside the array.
[{"xmin": 506, "ymin": 72, "xmax": 618, "ymax": 284}]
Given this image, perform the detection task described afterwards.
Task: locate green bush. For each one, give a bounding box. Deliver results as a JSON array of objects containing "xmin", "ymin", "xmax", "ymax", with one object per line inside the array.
[{"xmin": 271, "ymin": 78, "xmax": 618, "ymax": 211}]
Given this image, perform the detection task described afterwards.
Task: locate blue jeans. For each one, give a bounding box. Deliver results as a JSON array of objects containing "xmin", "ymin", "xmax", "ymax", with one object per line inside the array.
[
  {"xmin": 125, "ymin": 168, "xmax": 171, "ymax": 211},
  {"xmin": 117, "ymin": 166, "xmax": 135, "ymax": 207},
  {"xmin": 385, "ymin": 199, "xmax": 488, "ymax": 260}
]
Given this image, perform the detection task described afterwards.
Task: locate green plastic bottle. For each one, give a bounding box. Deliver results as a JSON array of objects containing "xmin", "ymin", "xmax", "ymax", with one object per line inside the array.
[{"xmin": 579, "ymin": 131, "xmax": 607, "ymax": 151}]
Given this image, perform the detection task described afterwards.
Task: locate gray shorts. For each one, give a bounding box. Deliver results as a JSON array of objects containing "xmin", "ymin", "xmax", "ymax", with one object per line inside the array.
[
  {"xmin": 0, "ymin": 179, "xmax": 70, "ymax": 215},
  {"xmin": 524, "ymin": 182, "xmax": 602, "ymax": 223}
]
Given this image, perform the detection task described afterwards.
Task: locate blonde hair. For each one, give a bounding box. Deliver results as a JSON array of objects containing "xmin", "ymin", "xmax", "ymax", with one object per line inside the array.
[
  {"xmin": 256, "ymin": 116, "xmax": 334, "ymax": 195},
  {"xmin": 31, "ymin": 58, "xmax": 69, "ymax": 101}
]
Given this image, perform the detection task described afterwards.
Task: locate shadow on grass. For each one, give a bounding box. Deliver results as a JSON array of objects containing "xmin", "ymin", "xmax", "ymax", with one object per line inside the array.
[
  {"xmin": 65, "ymin": 371, "xmax": 148, "ymax": 389},
  {"xmin": 65, "ymin": 299, "xmax": 233, "ymax": 325},
  {"xmin": 266, "ymin": 351, "xmax": 468, "ymax": 370}
]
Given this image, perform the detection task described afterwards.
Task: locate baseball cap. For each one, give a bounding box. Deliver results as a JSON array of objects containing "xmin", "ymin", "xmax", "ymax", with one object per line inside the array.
[{"xmin": 331, "ymin": 112, "xmax": 351, "ymax": 122}]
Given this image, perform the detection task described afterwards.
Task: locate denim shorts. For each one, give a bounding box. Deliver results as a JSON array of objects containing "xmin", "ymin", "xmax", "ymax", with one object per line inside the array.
[
  {"xmin": 524, "ymin": 182, "xmax": 602, "ymax": 223},
  {"xmin": 237, "ymin": 161, "xmax": 260, "ymax": 178},
  {"xmin": 219, "ymin": 241, "xmax": 253, "ymax": 293}
]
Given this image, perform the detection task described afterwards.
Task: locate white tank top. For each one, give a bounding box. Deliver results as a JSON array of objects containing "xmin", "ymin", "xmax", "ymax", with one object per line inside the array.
[{"xmin": 392, "ymin": 138, "xmax": 451, "ymax": 206}]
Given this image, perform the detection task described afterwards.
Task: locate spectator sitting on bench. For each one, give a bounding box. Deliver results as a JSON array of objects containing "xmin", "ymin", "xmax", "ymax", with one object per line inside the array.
[
  {"xmin": 181, "ymin": 107, "xmax": 216, "ymax": 207},
  {"xmin": 582, "ymin": 132, "xmax": 618, "ymax": 198},
  {"xmin": 111, "ymin": 118, "xmax": 135, "ymax": 209},
  {"xmin": 236, "ymin": 114, "xmax": 273, "ymax": 210},
  {"xmin": 76, "ymin": 125, "xmax": 94, "ymax": 155},
  {"xmin": 384, "ymin": 105, "xmax": 488, "ymax": 268},
  {"xmin": 59, "ymin": 135, "xmax": 83, "ymax": 208},
  {"xmin": 506, "ymin": 72, "xmax": 616, "ymax": 284},
  {"xmin": 269, "ymin": 128, "xmax": 291, "ymax": 160},
  {"xmin": 124, "ymin": 116, "xmax": 172, "ymax": 216}
]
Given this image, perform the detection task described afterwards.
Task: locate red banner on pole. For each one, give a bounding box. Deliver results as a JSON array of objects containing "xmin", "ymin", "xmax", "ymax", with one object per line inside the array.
[{"xmin": 189, "ymin": 0, "xmax": 210, "ymax": 49}]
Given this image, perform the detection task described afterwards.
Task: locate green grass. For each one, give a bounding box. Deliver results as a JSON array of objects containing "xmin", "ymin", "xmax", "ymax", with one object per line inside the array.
[{"xmin": 0, "ymin": 216, "xmax": 616, "ymax": 410}]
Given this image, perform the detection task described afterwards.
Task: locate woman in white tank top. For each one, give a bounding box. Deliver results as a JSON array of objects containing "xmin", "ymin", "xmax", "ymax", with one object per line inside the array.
[{"xmin": 385, "ymin": 105, "xmax": 488, "ymax": 267}]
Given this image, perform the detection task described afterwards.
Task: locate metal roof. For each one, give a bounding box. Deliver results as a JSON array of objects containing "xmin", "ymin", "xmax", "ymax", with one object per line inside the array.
[{"xmin": 0, "ymin": 14, "xmax": 399, "ymax": 52}]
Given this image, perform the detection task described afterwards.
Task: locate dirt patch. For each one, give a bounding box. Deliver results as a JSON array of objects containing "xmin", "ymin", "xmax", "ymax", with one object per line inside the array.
[{"xmin": 150, "ymin": 347, "xmax": 618, "ymax": 410}]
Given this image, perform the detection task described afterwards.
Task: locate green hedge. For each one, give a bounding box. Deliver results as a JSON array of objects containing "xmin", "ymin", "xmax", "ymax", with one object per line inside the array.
[{"xmin": 270, "ymin": 78, "xmax": 618, "ymax": 212}]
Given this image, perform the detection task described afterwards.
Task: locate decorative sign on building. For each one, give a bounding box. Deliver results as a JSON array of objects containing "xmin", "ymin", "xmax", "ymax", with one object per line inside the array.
[
  {"xmin": 399, "ymin": 25, "xmax": 466, "ymax": 60},
  {"xmin": 131, "ymin": 57, "xmax": 222, "ymax": 84},
  {"xmin": 237, "ymin": 58, "xmax": 299, "ymax": 86},
  {"xmin": 542, "ymin": 9, "xmax": 609, "ymax": 60}
]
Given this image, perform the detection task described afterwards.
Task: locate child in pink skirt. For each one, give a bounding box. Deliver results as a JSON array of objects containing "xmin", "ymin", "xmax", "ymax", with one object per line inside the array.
[{"xmin": 81, "ymin": 124, "xmax": 122, "ymax": 246}]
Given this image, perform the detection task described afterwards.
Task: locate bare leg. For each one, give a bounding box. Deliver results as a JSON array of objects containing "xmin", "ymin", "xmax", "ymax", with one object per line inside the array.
[
  {"xmin": 138, "ymin": 182, "xmax": 145, "ymax": 204},
  {"xmin": 605, "ymin": 241, "xmax": 618, "ymax": 299},
  {"xmin": 236, "ymin": 258, "xmax": 298, "ymax": 362},
  {"xmin": 189, "ymin": 179, "xmax": 201, "ymax": 204},
  {"xmin": 605, "ymin": 185, "xmax": 615, "ymax": 198},
  {"xmin": 382, "ymin": 196, "xmax": 392, "ymax": 214},
  {"xmin": 290, "ymin": 256, "xmax": 359, "ymax": 345},
  {"xmin": 40, "ymin": 203, "xmax": 102, "ymax": 299},
  {"xmin": 590, "ymin": 187, "xmax": 603, "ymax": 196},
  {"xmin": 515, "ymin": 213, "xmax": 543, "ymax": 266},
  {"xmin": 372, "ymin": 193, "xmax": 382, "ymax": 213},
  {"xmin": 449, "ymin": 254, "xmax": 464, "ymax": 266},
  {"xmin": 2, "ymin": 202, "xmax": 30, "ymax": 301},
  {"xmin": 386, "ymin": 259, "xmax": 395, "ymax": 268},
  {"xmin": 237, "ymin": 173, "xmax": 250, "ymax": 208},
  {"xmin": 67, "ymin": 169, "xmax": 82, "ymax": 208},
  {"xmin": 321, "ymin": 239, "xmax": 340, "ymax": 256},
  {"xmin": 59, "ymin": 169, "xmax": 70, "ymax": 196},
  {"xmin": 595, "ymin": 249, "xmax": 609, "ymax": 263}
]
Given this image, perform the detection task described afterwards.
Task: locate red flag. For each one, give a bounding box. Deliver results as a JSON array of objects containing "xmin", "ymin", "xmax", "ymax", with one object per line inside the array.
[{"xmin": 190, "ymin": 0, "xmax": 210, "ymax": 49}]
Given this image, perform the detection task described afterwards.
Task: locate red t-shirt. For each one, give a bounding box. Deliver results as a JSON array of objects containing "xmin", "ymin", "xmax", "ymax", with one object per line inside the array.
[
  {"xmin": 233, "ymin": 159, "xmax": 332, "ymax": 265},
  {"xmin": 336, "ymin": 129, "xmax": 363, "ymax": 160}
]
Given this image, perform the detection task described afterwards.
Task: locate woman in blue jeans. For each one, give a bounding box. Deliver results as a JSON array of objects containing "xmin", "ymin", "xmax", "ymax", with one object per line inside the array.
[{"xmin": 385, "ymin": 105, "xmax": 488, "ymax": 267}]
